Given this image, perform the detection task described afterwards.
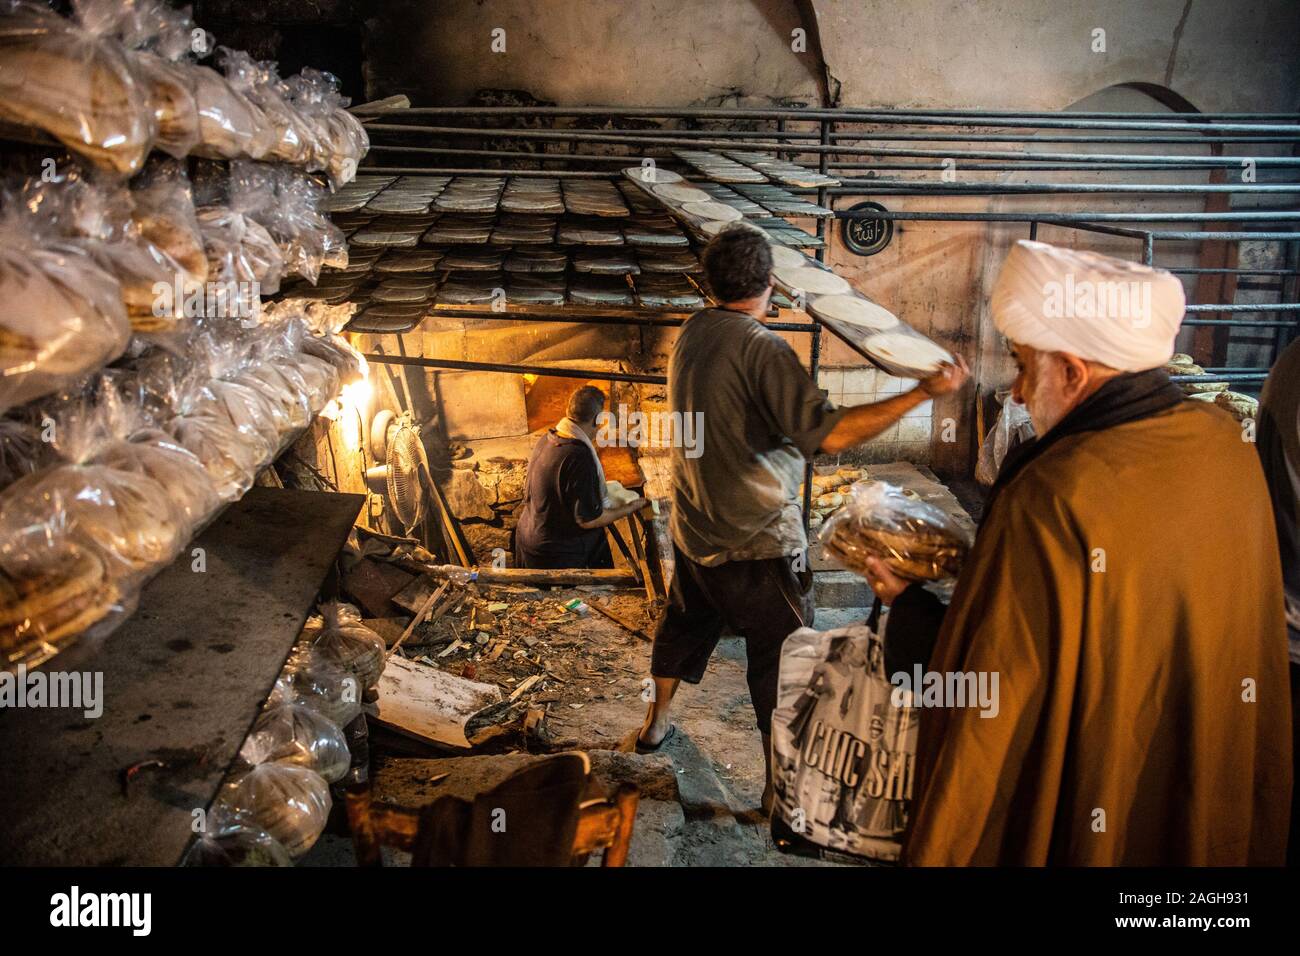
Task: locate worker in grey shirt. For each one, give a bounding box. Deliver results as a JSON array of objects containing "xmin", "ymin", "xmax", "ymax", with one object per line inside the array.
[
  {"xmin": 635, "ymin": 224, "xmax": 968, "ymax": 813},
  {"xmin": 1257, "ymin": 335, "xmax": 1300, "ymax": 863}
]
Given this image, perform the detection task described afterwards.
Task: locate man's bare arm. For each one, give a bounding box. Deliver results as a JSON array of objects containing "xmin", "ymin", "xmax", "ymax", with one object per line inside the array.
[
  {"xmin": 576, "ymin": 498, "xmax": 649, "ymax": 530},
  {"xmin": 820, "ymin": 390, "xmax": 929, "ymax": 454},
  {"xmin": 819, "ymin": 355, "xmax": 970, "ymax": 456}
]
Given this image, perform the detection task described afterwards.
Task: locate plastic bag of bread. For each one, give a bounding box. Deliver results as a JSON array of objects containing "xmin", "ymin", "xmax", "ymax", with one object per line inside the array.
[
  {"xmin": 163, "ymin": 339, "xmax": 270, "ymax": 500},
  {"xmin": 0, "ymin": 417, "xmax": 45, "ymax": 491},
  {"xmin": 224, "ymin": 162, "xmax": 345, "ymax": 285},
  {"xmin": 197, "ymin": 202, "xmax": 284, "ymax": 309},
  {"xmin": 272, "ymin": 641, "xmax": 363, "ymax": 728},
  {"xmin": 303, "ymin": 602, "xmax": 386, "ymax": 692},
  {"xmin": 277, "ymin": 168, "xmax": 348, "ymax": 275},
  {"xmin": 4, "ymin": 389, "xmax": 192, "ymax": 583},
  {"xmin": 242, "ymin": 315, "xmax": 338, "ymax": 418},
  {"xmin": 284, "ymin": 350, "xmax": 342, "ymax": 415},
  {"xmin": 82, "ymin": 232, "xmax": 186, "ymax": 334},
  {"xmin": 220, "ymin": 49, "xmax": 319, "ymax": 167},
  {"xmin": 0, "ymin": 218, "xmax": 130, "ymax": 414},
  {"xmin": 205, "ymin": 377, "xmax": 284, "ymax": 454},
  {"xmin": 230, "ymin": 361, "xmax": 311, "ymax": 434},
  {"xmin": 95, "ymin": 428, "xmax": 220, "ymax": 537},
  {"xmin": 303, "ymin": 332, "xmax": 365, "ymax": 383},
  {"xmin": 211, "ymin": 762, "xmax": 331, "ymax": 860},
  {"xmin": 0, "ymin": 516, "xmax": 120, "ymax": 670},
  {"xmin": 286, "ymin": 68, "xmax": 368, "ymax": 187},
  {"xmin": 187, "ymin": 59, "xmax": 273, "ymax": 161},
  {"xmin": 169, "ymin": 407, "xmax": 262, "ymax": 501},
  {"xmin": 272, "ymin": 299, "xmax": 358, "ymax": 337},
  {"xmin": 0, "ymin": 459, "xmax": 177, "ymax": 585},
  {"xmin": 116, "ymin": 0, "xmax": 200, "ymax": 158},
  {"xmin": 0, "ymin": 0, "xmax": 153, "ymax": 175},
  {"xmin": 240, "ymin": 702, "xmax": 350, "ymax": 783},
  {"xmin": 130, "ymin": 160, "xmax": 209, "ymax": 289},
  {"xmin": 182, "ymin": 822, "xmax": 292, "ymax": 867},
  {"xmin": 25, "ymin": 168, "xmax": 189, "ymax": 334},
  {"xmin": 819, "ymin": 480, "xmax": 972, "ymax": 583}
]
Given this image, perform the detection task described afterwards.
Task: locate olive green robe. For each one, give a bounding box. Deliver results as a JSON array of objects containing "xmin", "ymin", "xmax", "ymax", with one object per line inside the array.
[{"xmin": 907, "ymin": 402, "xmax": 1292, "ymax": 865}]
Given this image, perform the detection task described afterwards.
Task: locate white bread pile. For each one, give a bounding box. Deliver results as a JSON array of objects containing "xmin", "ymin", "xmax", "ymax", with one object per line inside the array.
[{"xmin": 0, "ymin": 0, "xmax": 368, "ymax": 184}]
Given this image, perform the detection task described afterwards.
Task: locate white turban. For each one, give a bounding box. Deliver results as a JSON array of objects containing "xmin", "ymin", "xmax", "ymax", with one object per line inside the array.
[{"xmin": 991, "ymin": 240, "xmax": 1187, "ymax": 372}]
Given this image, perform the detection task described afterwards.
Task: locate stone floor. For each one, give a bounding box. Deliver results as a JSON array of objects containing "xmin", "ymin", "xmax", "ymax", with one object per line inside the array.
[{"xmin": 301, "ymin": 461, "xmax": 973, "ymax": 867}]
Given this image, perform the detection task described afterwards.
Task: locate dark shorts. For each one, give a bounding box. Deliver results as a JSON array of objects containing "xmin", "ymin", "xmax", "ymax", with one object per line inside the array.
[{"xmin": 651, "ymin": 544, "xmax": 815, "ymax": 733}]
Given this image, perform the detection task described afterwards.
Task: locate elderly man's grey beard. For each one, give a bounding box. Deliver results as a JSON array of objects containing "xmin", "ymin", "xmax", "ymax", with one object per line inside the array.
[{"xmin": 1024, "ymin": 351, "xmax": 1075, "ymax": 436}]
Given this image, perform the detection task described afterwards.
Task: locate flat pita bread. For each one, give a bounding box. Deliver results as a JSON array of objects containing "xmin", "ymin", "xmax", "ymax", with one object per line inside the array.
[
  {"xmin": 653, "ymin": 183, "xmax": 711, "ymax": 204},
  {"xmin": 625, "ymin": 167, "xmax": 683, "ymax": 184},
  {"xmin": 770, "ymin": 245, "xmax": 806, "ymax": 269},
  {"xmin": 774, "ymin": 265, "xmax": 850, "ymax": 296},
  {"xmin": 810, "ymin": 294, "xmax": 899, "ymax": 331},
  {"xmin": 682, "ymin": 200, "xmax": 743, "ymax": 222},
  {"xmin": 863, "ymin": 332, "xmax": 953, "ymax": 373}
]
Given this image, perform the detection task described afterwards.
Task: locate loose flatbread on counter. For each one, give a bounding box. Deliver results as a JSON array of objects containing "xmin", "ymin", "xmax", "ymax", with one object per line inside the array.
[
  {"xmin": 623, "ymin": 166, "xmax": 684, "ymax": 185},
  {"xmin": 774, "ymin": 265, "xmax": 851, "ymax": 296},
  {"xmin": 861, "ymin": 331, "xmax": 953, "ymax": 374},
  {"xmin": 811, "ymin": 294, "xmax": 900, "ymax": 331},
  {"xmin": 652, "ymin": 183, "xmax": 712, "ymax": 204}
]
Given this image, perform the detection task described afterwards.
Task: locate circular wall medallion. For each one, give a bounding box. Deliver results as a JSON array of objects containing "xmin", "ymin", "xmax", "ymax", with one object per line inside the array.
[{"xmin": 842, "ymin": 201, "xmax": 894, "ymax": 256}]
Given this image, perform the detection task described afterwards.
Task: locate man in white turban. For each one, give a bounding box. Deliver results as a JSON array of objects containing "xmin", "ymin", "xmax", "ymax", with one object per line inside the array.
[{"xmin": 862, "ymin": 239, "xmax": 1291, "ymax": 865}]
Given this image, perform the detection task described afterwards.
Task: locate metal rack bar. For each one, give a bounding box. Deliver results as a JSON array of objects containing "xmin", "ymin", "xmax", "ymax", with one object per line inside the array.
[
  {"xmin": 1181, "ymin": 317, "xmax": 1300, "ymax": 327},
  {"xmin": 359, "ymin": 124, "xmax": 1300, "ymax": 167},
  {"xmin": 375, "ymin": 307, "xmax": 817, "ymax": 333},
  {"xmin": 362, "ymin": 353, "xmax": 668, "ymax": 385},
  {"xmin": 828, "ymin": 181, "xmax": 1300, "ymax": 196},
  {"xmin": 834, "ymin": 209, "xmax": 1300, "ymax": 224},
  {"xmin": 1184, "ymin": 303, "xmax": 1300, "ymax": 312},
  {"xmin": 355, "ymin": 105, "xmax": 1300, "ymax": 131}
]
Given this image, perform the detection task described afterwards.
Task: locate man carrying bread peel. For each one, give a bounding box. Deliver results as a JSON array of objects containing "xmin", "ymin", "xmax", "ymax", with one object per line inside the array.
[
  {"xmin": 865, "ymin": 240, "xmax": 1291, "ymax": 865},
  {"xmin": 634, "ymin": 223, "xmax": 968, "ymax": 815}
]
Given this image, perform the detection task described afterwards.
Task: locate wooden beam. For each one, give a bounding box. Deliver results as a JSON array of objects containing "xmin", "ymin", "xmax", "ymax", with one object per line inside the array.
[{"xmin": 393, "ymin": 559, "xmax": 641, "ymax": 588}]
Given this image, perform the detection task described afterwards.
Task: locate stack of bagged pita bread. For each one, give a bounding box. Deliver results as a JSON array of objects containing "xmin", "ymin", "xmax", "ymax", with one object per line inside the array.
[
  {"xmin": 0, "ymin": 301, "xmax": 359, "ymax": 669},
  {"xmin": 0, "ymin": 545, "xmax": 120, "ymax": 669},
  {"xmin": 0, "ymin": 0, "xmax": 368, "ymax": 182},
  {"xmin": 0, "ymin": 0, "xmax": 154, "ymax": 175},
  {"xmin": 0, "ymin": 188, "xmax": 133, "ymax": 414}
]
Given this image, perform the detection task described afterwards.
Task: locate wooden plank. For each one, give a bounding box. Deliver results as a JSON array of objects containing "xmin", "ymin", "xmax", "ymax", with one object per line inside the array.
[
  {"xmin": 389, "ymin": 581, "xmax": 451, "ymax": 656},
  {"xmin": 606, "ymin": 523, "xmax": 644, "ymax": 584},
  {"xmin": 393, "ymin": 560, "xmax": 640, "ymax": 588},
  {"xmin": 624, "ymin": 513, "xmax": 658, "ymax": 602}
]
